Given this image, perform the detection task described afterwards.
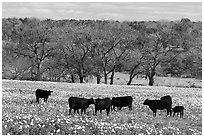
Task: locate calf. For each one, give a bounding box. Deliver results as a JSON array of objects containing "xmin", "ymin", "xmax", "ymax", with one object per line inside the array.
[
  {"xmin": 68, "ymin": 97, "xmax": 95, "ymax": 115},
  {"xmin": 143, "ymin": 99, "xmax": 172, "ymax": 117},
  {"xmin": 111, "ymin": 96, "xmax": 133, "ymax": 111},
  {"xmin": 95, "ymin": 98, "xmax": 111, "ymax": 115},
  {"xmin": 35, "ymin": 89, "xmax": 53, "ymax": 103},
  {"xmin": 172, "ymin": 106, "xmax": 185, "ymax": 118},
  {"xmin": 160, "ymin": 95, "xmax": 172, "ymax": 116}
]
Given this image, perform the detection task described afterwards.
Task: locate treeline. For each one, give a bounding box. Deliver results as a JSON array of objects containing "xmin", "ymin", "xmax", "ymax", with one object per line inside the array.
[{"xmin": 2, "ymin": 17, "xmax": 202, "ymax": 85}]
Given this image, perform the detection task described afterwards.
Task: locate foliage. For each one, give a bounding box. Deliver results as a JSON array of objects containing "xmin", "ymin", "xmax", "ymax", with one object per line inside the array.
[{"xmin": 2, "ymin": 18, "xmax": 202, "ymax": 85}]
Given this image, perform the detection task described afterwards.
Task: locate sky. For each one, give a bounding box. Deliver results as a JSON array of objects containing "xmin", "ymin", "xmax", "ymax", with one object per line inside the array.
[{"xmin": 2, "ymin": 1, "xmax": 202, "ymax": 21}]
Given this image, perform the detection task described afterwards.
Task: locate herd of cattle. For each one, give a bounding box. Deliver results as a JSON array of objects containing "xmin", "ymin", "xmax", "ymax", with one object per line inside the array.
[{"xmin": 35, "ymin": 89, "xmax": 185, "ymax": 118}]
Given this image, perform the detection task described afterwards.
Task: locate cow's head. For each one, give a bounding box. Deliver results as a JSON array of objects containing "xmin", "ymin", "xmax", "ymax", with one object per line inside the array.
[
  {"xmin": 89, "ymin": 98, "xmax": 95, "ymax": 105},
  {"xmin": 48, "ymin": 90, "xmax": 54, "ymax": 95},
  {"xmin": 143, "ymin": 99, "xmax": 149, "ymax": 105},
  {"xmin": 94, "ymin": 98, "xmax": 101, "ymax": 105}
]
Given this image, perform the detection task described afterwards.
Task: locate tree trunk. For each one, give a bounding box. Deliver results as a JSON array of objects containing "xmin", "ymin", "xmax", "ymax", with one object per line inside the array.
[
  {"xmin": 34, "ymin": 64, "xmax": 41, "ymax": 81},
  {"xmin": 127, "ymin": 76, "xmax": 134, "ymax": 85},
  {"xmin": 110, "ymin": 66, "xmax": 115, "ymax": 85},
  {"xmin": 104, "ymin": 73, "xmax": 108, "ymax": 84},
  {"xmin": 103, "ymin": 67, "xmax": 108, "ymax": 84},
  {"xmin": 110, "ymin": 71, "xmax": 114, "ymax": 85},
  {"xmin": 71, "ymin": 74, "xmax": 75, "ymax": 83},
  {"xmin": 127, "ymin": 79, "xmax": 132, "ymax": 85},
  {"xmin": 148, "ymin": 76, "xmax": 154, "ymax": 86},
  {"xmin": 79, "ymin": 76, "xmax": 83, "ymax": 83},
  {"xmin": 96, "ymin": 74, "xmax": 101, "ymax": 84},
  {"xmin": 148, "ymin": 70, "xmax": 155, "ymax": 86},
  {"xmin": 127, "ymin": 68, "xmax": 136, "ymax": 85}
]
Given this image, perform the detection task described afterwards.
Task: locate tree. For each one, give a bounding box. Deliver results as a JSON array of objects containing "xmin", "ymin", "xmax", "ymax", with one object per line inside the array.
[
  {"xmin": 162, "ymin": 57, "xmax": 183, "ymax": 77},
  {"xmin": 59, "ymin": 25, "xmax": 93, "ymax": 83},
  {"xmin": 90, "ymin": 21, "xmax": 137, "ymax": 84},
  {"xmin": 88, "ymin": 22, "xmax": 119, "ymax": 84},
  {"xmin": 125, "ymin": 54, "xmax": 143, "ymax": 85},
  {"xmin": 162, "ymin": 20, "xmax": 202, "ymax": 79},
  {"xmin": 2, "ymin": 41, "xmax": 32, "ymax": 79},
  {"xmin": 138, "ymin": 23, "xmax": 184, "ymax": 86},
  {"xmin": 2, "ymin": 18, "xmax": 201, "ymax": 83},
  {"xmin": 6, "ymin": 18, "xmax": 56, "ymax": 81}
]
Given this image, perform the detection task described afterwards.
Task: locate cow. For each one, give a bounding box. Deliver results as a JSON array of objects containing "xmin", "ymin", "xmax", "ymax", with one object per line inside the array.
[
  {"xmin": 95, "ymin": 97, "xmax": 111, "ymax": 115},
  {"xmin": 111, "ymin": 96, "xmax": 133, "ymax": 111},
  {"xmin": 111, "ymin": 99, "xmax": 121, "ymax": 111},
  {"xmin": 68, "ymin": 97, "xmax": 95, "ymax": 115},
  {"xmin": 172, "ymin": 106, "xmax": 185, "ymax": 118},
  {"xmin": 35, "ymin": 89, "xmax": 53, "ymax": 103},
  {"xmin": 160, "ymin": 95, "xmax": 172, "ymax": 116},
  {"xmin": 160, "ymin": 95, "xmax": 172, "ymax": 105},
  {"xmin": 143, "ymin": 99, "xmax": 172, "ymax": 117}
]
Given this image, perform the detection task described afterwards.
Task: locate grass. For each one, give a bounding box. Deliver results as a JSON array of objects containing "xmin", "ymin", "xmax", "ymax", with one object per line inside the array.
[{"xmin": 2, "ymin": 79, "xmax": 202, "ymax": 135}]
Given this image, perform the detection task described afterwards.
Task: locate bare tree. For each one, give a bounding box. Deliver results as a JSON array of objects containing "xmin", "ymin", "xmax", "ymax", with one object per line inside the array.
[
  {"xmin": 3, "ymin": 18, "xmax": 56, "ymax": 81},
  {"xmin": 140, "ymin": 25, "xmax": 184, "ymax": 86}
]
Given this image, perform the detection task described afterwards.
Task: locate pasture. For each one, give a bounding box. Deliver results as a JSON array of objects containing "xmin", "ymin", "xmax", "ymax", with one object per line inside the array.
[{"xmin": 2, "ymin": 79, "xmax": 202, "ymax": 135}]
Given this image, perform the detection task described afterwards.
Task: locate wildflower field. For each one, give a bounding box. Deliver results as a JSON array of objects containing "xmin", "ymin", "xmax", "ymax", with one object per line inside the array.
[{"xmin": 2, "ymin": 79, "xmax": 202, "ymax": 135}]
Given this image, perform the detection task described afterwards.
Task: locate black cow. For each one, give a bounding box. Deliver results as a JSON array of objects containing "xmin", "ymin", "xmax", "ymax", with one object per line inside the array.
[
  {"xmin": 160, "ymin": 95, "xmax": 172, "ymax": 116},
  {"xmin": 172, "ymin": 106, "xmax": 185, "ymax": 118},
  {"xmin": 111, "ymin": 99, "xmax": 121, "ymax": 111},
  {"xmin": 160, "ymin": 95, "xmax": 172, "ymax": 105},
  {"xmin": 95, "ymin": 98, "xmax": 111, "ymax": 115},
  {"xmin": 111, "ymin": 96, "xmax": 133, "ymax": 111},
  {"xmin": 143, "ymin": 99, "xmax": 172, "ymax": 117},
  {"xmin": 35, "ymin": 89, "xmax": 53, "ymax": 103},
  {"xmin": 68, "ymin": 97, "xmax": 95, "ymax": 115}
]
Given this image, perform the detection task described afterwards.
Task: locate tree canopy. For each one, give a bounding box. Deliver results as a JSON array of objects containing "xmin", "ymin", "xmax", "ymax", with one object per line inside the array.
[{"xmin": 2, "ymin": 18, "xmax": 202, "ymax": 85}]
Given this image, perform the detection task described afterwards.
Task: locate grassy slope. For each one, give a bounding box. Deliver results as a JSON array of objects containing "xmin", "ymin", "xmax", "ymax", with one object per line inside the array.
[{"xmin": 2, "ymin": 79, "xmax": 202, "ymax": 135}]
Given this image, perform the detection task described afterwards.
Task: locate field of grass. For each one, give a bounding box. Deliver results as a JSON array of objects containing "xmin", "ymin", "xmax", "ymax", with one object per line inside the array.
[{"xmin": 2, "ymin": 79, "xmax": 202, "ymax": 135}]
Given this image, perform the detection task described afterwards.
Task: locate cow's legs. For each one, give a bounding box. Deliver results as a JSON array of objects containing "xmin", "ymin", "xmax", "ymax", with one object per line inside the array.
[
  {"xmin": 129, "ymin": 105, "xmax": 132, "ymax": 110},
  {"xmin": 167, "ymin": 109, "xmax": 169, "ymax": 116},
  {"xmin": 106, "ymin": 108, "xmax": 110, "ymax": 115},
  {"xmin": 69, "ymin": 108, "xmax": 72, "ymax": 115},
  {"xmin": 153, "ymin": 110, "xmax": 157, "ymax": 117},
  {"xmin": 169, "ymin": 109, "xmax": 172, "ymax": 116},
  {"xmin": 80, "ymin": 108, "xmax": 85, "ymax": 114},
  {"xmin": 36, "ymin": 97, "xmax": 39, "ymax": 103},
  {"xmin": 180, "ymin": 111, "xmax": 183, "ymax": 118},
  {"xmin": 112, "ymin": 106, "xmax": 116, "ymax": 111},
  {"xmin": 80, "ymin": 109, "xmax": 83, "ymax": 115}
]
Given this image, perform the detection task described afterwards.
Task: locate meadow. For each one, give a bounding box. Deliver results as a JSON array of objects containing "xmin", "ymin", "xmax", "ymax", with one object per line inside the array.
[{"xmin": 2, "ymin": 79, "xmax": 202, "ymax": 135}]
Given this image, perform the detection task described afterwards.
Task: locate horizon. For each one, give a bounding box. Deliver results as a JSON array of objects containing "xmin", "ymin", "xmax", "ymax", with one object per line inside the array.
[{"xmin": 2, "ymin": 2, "xmax": 202, "ymax": 22}]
